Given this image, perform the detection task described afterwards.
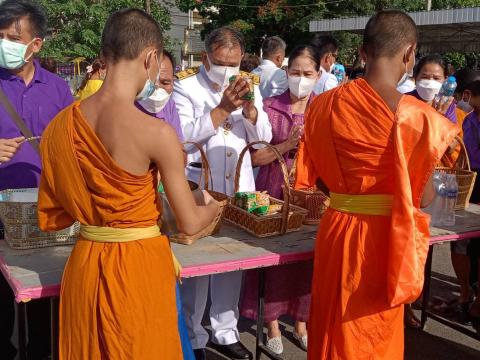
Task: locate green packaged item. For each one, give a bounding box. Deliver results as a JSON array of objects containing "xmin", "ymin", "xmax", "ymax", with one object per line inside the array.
[
  {"xmin": 235, "ymin": 192, "xmax": 257, "ymax": 212},
  {"xmin": 158, "ymin": 182, "xmax": 164, "ymax": 193},
  {"xmin": 235, "ymin": 191, "xmax": 270, "ymax": 215},
  {"xmin": 229, "ymin": 75, "xmax": 254, "ymax": 101}
]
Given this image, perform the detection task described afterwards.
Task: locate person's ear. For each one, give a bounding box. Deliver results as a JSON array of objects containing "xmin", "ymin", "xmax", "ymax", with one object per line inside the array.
[
  {"xmin": 359, "ymin": 46, "xmax": 367, "ymax": 65},
  {"xmin": 405, "ymin": 44, "xmax": 416, "ymax": 67},
  {"xmin": 275, "ymin": 53, "xmax": 283, "ymax": 67},
  {"xmin": 201, "ymin": 51, "xmax": 209, "ymax": 71},
  {"xmin": 30, "ymin": 38, "xmax": 43, "ymax": 54}
]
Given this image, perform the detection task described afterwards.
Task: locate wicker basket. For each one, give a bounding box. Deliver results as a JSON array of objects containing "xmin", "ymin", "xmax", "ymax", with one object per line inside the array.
[
  {"xmin": 436, "ymin": 136, "xmax": 477, "ymax": 210},
  {"xmin": 285, "ymin": 155, "xmax": 330, "ymax": 225},
  {"xmin": 224, "ymin": 141, "xmax": 307, "ymax": 237},
  {"xmin": 0, "ymin": 188, "xmax": 79, "ymax": 249},
  {"xmin": 167, "ymin": 142, "xmax": 228, "ymax": 245}
]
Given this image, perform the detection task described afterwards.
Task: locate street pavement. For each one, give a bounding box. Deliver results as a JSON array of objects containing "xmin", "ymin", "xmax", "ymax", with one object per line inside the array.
[{"xmin": 205, "ymin": 242, "xmax": 480, "ymax": 360}]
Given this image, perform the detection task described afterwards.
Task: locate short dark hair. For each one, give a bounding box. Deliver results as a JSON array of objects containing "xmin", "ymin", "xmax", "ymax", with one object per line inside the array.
[
  {"xmin": 101, "ymin": 9, "xmax": 163, "ymax": 64},
  {"xmin": 465, "ymin": 80, "xmax": 480, "ymax": 96},
  {"xmin": 310, "ymin": 34, "xmax": 338, "ymax": 60},
  {"xmin": 288, "ymin": 45, "xmax": 320, "ymax": 72},
  {"xmin": 454, "ymin": 68, "xmax": 480, "ymax": 94},
  {"xmin": 205, "ymin": 26, "xmax": 245, "ymax": 54},
  {"xmin": 162, "ymin": 50, "xmax": 175, "ymax": 72},
  {"xmin": 240, "ymin": 53, "xmax": 261, "ymax": 73},
  {"xmin": 363, "ymin": 10, "xmax": 417, "ymax": 58},
  {"xmin": 0, "ymin": 0, "xmax": 47, "ymax": 38},
  {"xmin": 262, "ymin": 36, "xmax": 286, "ymax": 59},
  {"xmin": 414, "ymin": 54, "xmax": 447, "ymax": 79}
]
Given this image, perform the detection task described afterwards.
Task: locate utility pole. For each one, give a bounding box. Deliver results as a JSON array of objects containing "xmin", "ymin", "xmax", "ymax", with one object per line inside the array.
[
  {"xmin": 144, "ymin": 0, "xmax": 151, "ymax": 14},
  {"xmin": 426, "ymin": 0, "xmax": 432, "ymax": 11}
]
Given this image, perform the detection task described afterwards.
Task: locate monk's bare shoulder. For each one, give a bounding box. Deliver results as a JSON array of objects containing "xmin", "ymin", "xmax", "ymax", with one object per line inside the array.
[{"xmin": 132, "ymin": 109, "xmax": 181, "ymax": 153}]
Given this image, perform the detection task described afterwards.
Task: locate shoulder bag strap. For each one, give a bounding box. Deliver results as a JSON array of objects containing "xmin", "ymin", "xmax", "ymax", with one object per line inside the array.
[{"xmin": 0, "ymin": 87, "xmax": 40, "ymax": 154}]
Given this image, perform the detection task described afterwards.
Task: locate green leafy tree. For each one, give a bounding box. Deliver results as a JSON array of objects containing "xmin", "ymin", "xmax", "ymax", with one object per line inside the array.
[
  {"xmin": 35, "ymin": 0, "xmax": 171, "ymax": 60},
  {"xmin": 176, "ymin": 0, "xmax": 328, "ymax": 54}
]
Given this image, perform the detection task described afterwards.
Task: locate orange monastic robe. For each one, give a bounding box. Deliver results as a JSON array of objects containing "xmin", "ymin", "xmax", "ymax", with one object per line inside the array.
[
  {"xmin": 38, "ymin": 102, "xmax": 182, "ymax": 360},
  {"xmin": 295, "ymin": 79, "xmax": 457, "ymax": 359}
]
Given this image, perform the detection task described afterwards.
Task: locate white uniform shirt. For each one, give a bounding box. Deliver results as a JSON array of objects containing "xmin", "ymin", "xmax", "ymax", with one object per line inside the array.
[
  {"xmin": 313, "ymin": 66, "xmax": 339, "ymax": 95},
  {"xmin": 173, "ymin": 66, "xmax": 272, "ymax": 196},
  {"xmin": 252, "ymin": 59, "xmax": 288, "ymax": 99}
]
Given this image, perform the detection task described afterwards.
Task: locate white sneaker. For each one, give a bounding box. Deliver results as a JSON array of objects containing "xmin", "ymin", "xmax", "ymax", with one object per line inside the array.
[
  {"xmin": 293, "ymin": 332, "xmax": 308, "ymax": 351},
  {"xmin": 266, "ymin": 336, "xmax": 284, "ymax": 355}
]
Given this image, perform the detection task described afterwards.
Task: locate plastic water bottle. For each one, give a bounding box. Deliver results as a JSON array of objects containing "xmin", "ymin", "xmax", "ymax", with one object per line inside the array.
[
  {"xmin": 443, "ymin": 174, "xmax": 458, "ymax": 226},
  {"xmin": 430, "ymin": 171, "xmax": 446, "ymax": 227},
  {"xmin": 434, "ymin": 76, "xmax": 457, "ymax": 106},
  {"xmin": 333, "ymin": 63, "xmax": 346, "ymax": 83}
]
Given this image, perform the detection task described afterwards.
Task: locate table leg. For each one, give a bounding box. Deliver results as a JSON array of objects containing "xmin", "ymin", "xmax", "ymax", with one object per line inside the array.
[
  {"xmin": 17, "ymin": 302, "xmax": 27, "ymax": 360},
  {"xmin": 50, "ymin": 297, "xmax": 59, "ymax": 360},
  {"xmin": 420, "ymin": 245, "xmax": 434, "ymax": 329},
  {"xmin": 255, "ymin": 268, "xmax": 266, "ymax": 360}
]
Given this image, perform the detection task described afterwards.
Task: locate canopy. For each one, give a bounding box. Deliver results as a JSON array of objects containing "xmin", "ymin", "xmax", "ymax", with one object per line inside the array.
[{"xmin": 309, "ymin": 7, "xmax": 480, "ymax": 53}]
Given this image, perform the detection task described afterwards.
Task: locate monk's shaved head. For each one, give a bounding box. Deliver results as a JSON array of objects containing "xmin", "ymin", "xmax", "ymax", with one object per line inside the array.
[{"xmin": 363, "ymin": 10, "xmax": 417, "ymax": 58}]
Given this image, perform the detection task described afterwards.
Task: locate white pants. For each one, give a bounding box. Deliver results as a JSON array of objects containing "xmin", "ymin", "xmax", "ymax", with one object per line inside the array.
[{"xmin": 180, "ymin": 271, "xmax": 242, "ymax": 349}]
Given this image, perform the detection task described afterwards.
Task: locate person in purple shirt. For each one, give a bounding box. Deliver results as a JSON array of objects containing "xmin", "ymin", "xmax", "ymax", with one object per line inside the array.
[
  {"xmin": 0, "ymin": 2, "xmax": 73, "ymax": 359},
  {"xmin": 0, "ymin": 3, "xmax": 73, "ymax": 192},
  {"xmin": 407, "ymin": 54, "xmax": 458, "ymax": 123},
  {"xmin": 462, "ymin": 80, "xmax": 480, "ymax": 326},
  {"xmin": 136, "ymin": 50, "xmax": 184, "ymax": 142}
]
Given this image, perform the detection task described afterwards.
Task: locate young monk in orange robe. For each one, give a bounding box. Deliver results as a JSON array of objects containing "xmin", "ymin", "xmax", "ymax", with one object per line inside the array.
[
  {"xmin": 295, "ymin": 10, "xmax": 458, "ymax": 359},
  {"xmin": 37, "ymin": 9, "xmax": 219, "ymax": 360}
]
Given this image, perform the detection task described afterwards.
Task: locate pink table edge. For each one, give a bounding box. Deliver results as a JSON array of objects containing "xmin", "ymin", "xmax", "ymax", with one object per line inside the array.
[{"xmin": 2, "ymin": 230, "xmax": 480, "ymax": 303}]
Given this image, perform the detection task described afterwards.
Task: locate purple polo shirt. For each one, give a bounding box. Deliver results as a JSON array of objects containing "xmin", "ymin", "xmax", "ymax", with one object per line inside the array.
[
  {"xmin": 462, "ymin": 111, "xmax": 480, "ymax": 170},
  {"xmin": 135, "ymin": 97, "xmax": 184, "ymax": 142},
  {"xmin": 0, "ymin": 60, "xmax": 74, "ymax": 190},
  {"xmin": 407, "ymin": 89, "xmax": 457, "ymax": 124}
]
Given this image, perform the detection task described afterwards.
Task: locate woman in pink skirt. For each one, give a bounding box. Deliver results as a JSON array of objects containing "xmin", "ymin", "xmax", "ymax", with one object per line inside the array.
[{"xmin": 241, "ymin": 45, "xmax": 320, "ymax": 355}]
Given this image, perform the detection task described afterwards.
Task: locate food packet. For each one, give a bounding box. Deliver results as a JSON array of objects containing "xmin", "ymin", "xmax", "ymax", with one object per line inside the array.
[{"xmin": 229, "ymin": 75, "xmax": 254, "ymax": 101}]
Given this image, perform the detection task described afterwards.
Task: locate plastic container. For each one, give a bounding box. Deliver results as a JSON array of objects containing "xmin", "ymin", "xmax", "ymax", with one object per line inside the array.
[
  {"xmin": 435, "ymin": 76, "xmax": 457, "ymax": 105},
  {"xmin": 443, "ymin": 174, "xmax": 458, "ymax": 226},
  {"xmin": 430, "ymin": 171, "xmax": 447, "ymax": 227}
]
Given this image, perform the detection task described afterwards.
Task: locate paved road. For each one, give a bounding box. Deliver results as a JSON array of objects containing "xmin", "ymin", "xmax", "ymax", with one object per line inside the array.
[{"xmin": 205, "ymin": 243, "xmax": 480, "ymax": 360}]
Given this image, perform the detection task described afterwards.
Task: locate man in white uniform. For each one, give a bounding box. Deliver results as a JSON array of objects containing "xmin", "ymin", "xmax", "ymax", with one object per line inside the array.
[
  {"xmin": 173, "ymin": 26, "xmax": 272, "ymax": 360},
  {"xmin": 310, "ymin": 34, "xmax": 339, "ymax": 95},
  {"xmin": 252, "ymin": 36, "xmax": 288, "ymax": 99}
]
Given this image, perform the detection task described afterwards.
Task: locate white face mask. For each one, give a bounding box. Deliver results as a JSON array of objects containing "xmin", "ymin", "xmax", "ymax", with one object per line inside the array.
[
  {"xmin": 396, "ymin": 78, "xmax": 416, "ymax": 94},
  {"xmin": 288, "ymin": 76, "xmax": 317, "ymax": 99},
  {"xmin": 205, "ymin": 56, "xmax": 240, "ymax": 89},
  {"xmin": 136, "ymin": 50, "xmax": 160, "ymax": 101},
  {"xmin": 457, "ymin": 98, "xmax": 473, "ymax": 113},
  {"xmin": 138, "ymin": 87, "xmax": 171, "ymax": 114},
  {"xmin": 416, "ymin": 79, "xmax": 442, "ymax": 101},
  {"xmin": 397, "ymin": 46, "xmax": 415, "ymax": 87}
]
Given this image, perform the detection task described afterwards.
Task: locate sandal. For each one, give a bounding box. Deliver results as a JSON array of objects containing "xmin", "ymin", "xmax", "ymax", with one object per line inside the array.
[
  {"xmin": 293, "ymin": 332, "xmax": 308, "ymax": 352},
  {"xmin": 266, "ymin": 336, "xmax": 283, "ymax": 355}
]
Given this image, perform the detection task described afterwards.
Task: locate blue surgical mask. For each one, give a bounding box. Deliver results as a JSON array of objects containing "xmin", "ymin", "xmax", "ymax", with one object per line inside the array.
[
  {"xmin": 136, "ymin": 51, "xmax": 160, "ymax": 100},
  {"xmin": 0, "ymin": 38, "xmax": 36, "ymax": 70}
]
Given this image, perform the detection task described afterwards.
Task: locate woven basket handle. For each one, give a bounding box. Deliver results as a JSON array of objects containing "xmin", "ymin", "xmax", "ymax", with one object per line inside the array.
[
  {"xmin": 234, "ymin": 141, "xmax": 290, "ymax": 234},
  {"xmin": 455, "ymin": 136, "xmax": 472, "ymax": 171},
  {"xmin": 183, "ymin": 141, "xmax": 212, "ymax": 191},
  {"xmin": 442, "ymin": 135, "xmax": 472, "ymax": 171}
]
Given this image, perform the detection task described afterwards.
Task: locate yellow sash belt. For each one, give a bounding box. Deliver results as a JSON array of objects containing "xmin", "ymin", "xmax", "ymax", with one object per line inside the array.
[
  {"xmin": 329, "ymin": 193, "xmax": 393, "ymax": 216},
  {"xmin": 80, "ymin": 224, "xmax": 182, "ymax": 280}
]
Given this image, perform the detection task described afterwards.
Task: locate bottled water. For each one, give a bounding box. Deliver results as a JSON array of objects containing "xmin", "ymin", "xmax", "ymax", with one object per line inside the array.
[
  {"xmin": 434, "ymin": 76, "xmax": 457, "ymax": 106},
  {"xmin": 430, "ymin": 171, "xmax": 446, "ymax": 227},
  {"xmin": 443, "ymin": 174, "xmax": 458, "ymax": 226}
]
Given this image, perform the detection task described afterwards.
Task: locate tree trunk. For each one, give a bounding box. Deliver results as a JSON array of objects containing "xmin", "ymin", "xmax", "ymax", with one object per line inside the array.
[{"xmin": 144, "ymin": 0, "xmax": 151, "ymax": 14}]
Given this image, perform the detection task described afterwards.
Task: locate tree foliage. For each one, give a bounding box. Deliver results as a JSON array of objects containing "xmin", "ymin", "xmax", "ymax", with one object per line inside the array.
[{"xmin": 35, "ymin": 0, "xmax": 172, "ymax": 60}]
